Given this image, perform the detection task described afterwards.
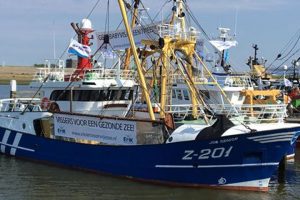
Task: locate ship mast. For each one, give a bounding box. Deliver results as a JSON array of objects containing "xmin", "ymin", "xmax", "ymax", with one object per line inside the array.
[
  {"xmin": 71, "ymin": 19, "xmax": 94, "ymax": 75},
  {"xmin": 142, "ymin": 0, "xmax": 200, "ymax": 120},
  {"xmin": 123, "ymin": 0, "xmax": 140, "ymax": 70},
  {"xmin": 118, "ymin": 0, "xmax": 155, "ymax": 120}
]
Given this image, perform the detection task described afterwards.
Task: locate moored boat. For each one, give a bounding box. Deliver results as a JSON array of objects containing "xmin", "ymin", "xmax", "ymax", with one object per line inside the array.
[
  {"xmin": 0, "ymin": 0, "xmax": 299, "ymax": 192},
  {"xmin": 0, "ymin": 111, "xmax": 300, "ymax": 191}
]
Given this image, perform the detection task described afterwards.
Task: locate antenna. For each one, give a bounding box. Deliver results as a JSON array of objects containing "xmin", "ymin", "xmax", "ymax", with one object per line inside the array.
[
  {"xmin": 53, "ymin": 20, "xmax": 56, "ymax": 59},
  {"xmin": 234, "ymin": 8, "xmax": 238, "ymax": 37}
]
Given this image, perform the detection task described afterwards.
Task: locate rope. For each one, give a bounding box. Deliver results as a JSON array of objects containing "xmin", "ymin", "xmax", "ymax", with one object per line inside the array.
[{"xmin": 21, "ymin": 0, "xmax": 102, "ymax": 115}]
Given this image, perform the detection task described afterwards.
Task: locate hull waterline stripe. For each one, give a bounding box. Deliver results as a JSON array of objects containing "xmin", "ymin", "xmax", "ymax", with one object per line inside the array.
[
  {"xmin": 251, "ymin": 135, "xmax": 293, "ymax": 141},
  {"xmin": 1, "ymin": 130, "xmax": 10, "ymax": 153},
  {"xmin": 257, "ymin": 139, "xmax": 292, "ymax": 143},
  {"xmin": 155, "ymin": 162, "xmax": 279, "ymax": 169},
  {"xmin": 0, "ymin": 142, "xmax": 35, "ymax": 152},
  {"xmin": 10, "ymin": 133, "xmax": 22, "ymax": 156},
  {"xmin": 247, "ymin": 133, "xmax": 293, "ymax": 139}
]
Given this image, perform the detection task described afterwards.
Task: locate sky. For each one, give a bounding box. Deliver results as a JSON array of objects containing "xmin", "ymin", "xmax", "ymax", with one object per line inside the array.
[{"xmin": 0, "ymin": 0, "xmax": 300, "ymax": 72}]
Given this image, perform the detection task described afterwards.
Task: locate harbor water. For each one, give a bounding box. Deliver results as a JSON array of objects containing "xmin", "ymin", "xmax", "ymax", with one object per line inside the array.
[{"xmin": 0, "ymin": 84, "xmax": 300, "ymax": 199}]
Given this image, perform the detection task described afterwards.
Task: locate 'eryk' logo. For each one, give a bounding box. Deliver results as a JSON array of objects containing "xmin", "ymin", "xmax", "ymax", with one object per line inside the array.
[
  {"xmin": 57, "ymin": 127, "xmax": 66, "ymax": 135},
  {"xmin": 123, "ymin": 135, "xmax": 134, "ymax": 144}
]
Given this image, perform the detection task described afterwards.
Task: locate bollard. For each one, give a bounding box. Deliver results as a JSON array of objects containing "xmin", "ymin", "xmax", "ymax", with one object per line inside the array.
[{"xmin": 10, "ymin": 80, "xmax": 17, "ymax": 98}]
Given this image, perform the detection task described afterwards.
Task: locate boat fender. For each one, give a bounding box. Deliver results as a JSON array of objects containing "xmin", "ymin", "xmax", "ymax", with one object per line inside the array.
[
  {"xmin": 40, "ymin": 97, "xmax": 51, "ymax": 110},
  {"xmin": 158, "ymin": 37, "xmax": 165, "ymax": 49}
]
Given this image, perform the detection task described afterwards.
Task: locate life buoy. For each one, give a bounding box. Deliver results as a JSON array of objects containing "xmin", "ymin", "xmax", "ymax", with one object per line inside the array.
[{"xmin": 40, "ymin": 97, "xmax": 51, "ymax": 110}]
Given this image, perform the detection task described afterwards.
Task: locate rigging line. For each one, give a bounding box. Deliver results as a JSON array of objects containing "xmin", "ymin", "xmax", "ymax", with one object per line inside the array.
[
  {"xmin": 279, "ymin": 28, "xmax": 300, "ymax": 55},
  {"xmin": 54, "ymin": 57, "xmax": 95, "ymax": 100},
  {"xmin": 114, "ymin": 1, "xmax": 134, "ymax": 31},
  {"xmin": 265, "ymin": 55, "xmax": 282, "ymax": 71},
  {"xmin": 53, "ymin": 62, "xmax": 95, "ymax": 102},
  {"xmin": 269, "ymin": 49, "xmax": 300, "ymax": 74},
  {"xmin": 268, "ymin": 48, "xmax": 300, "ymax": 75},
  {"xmin": 184, "ymin": 3, "xmax": 210, "ymax": 41},
  {"xmin": 60, "ymin": 0, "xmax": 101, "ymax": 61},
  {"xmin": 266, "ymin": 29, "xmax": 300, "ymax": 70},
  {"xmin": 105, "ymin": 0, "xmax": 110, "ymax": 33},
  {"xmin": 128, "ymin": 1, "xmax": 160, "ymax": 38},
  {"xmin": 21, "ymin": 59, "xmax": 92, "ymax": 115},
  {"xmin": 112, "ymin": 1, "xmax": 212, "ymax": 117},
  {"xmin": 147, "ymin": 0, "xmax": 172, "ymax": 23},
  {"xmin": 131, "ymin": 14, "xmax": 237, "ymax": 120},
  {"xmin": 101, "ymin": 24, "xmax": 161, "ymax": 109},
  {"xmin": 86, "ymin": 0, "xmax": 101, "ymax": 19},
  {"xmin": 176, "ymin": 56, "xmax": 212, "ymax": 111},
  {"xmin": 194, "ymin": 53, "xmax": 239, "ymax": 114},
  {"xmin": 59, "ymin": 0, "xmax": 101, "ymax": 62},
  {"xmin": 192, "ymin": 54, "xmax": 255, "ymax": 130},
  {"xmin": 176, "ymin": 59, "xmax": 212, "ymax": 123},
  {"xmin": 106, "ymin": 1, "xmax": 159, "ymax": 48},
  {"xmin": 277, "ymin": 32, "xmax": 300, "ymax": 61},
  {"xmin": 144, "ymin": 46, "xmax": 213, "ymax": 119},
  {"xmin": 183, "ymin": 3, "xmax": 240, "ymax": 73},
  {"xmin": 21, "ymin": 0, "xmax": 102, "ymax": 115}
]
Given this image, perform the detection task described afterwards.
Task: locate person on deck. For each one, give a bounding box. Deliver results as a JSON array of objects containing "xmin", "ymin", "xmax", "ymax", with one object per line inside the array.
[{"xmin": 289, "ymin": 87, "xmax": 300, "ymax": 100}]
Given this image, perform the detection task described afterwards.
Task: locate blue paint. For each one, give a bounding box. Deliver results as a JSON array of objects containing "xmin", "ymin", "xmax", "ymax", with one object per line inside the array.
[{"xmin": 0, "ymin": 126, "xmax": 299, "ymax": 188}]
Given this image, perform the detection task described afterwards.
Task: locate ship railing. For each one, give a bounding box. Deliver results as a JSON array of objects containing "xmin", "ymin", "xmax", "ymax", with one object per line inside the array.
[
  {"xmin": 171, "ymin": 73, "xmax": 252, "ymax": 88},
  {"xmin": 212, "ymin": 75, "xmax": 253, "ymax": 88},
  {"xmin": 211, "ymin": 103, "xmax": 286, "ymax": 123},
  {"xmin": 32, "ymin": 59, "xmax": 66, "ymax": 82},
  {"xmin": 33, "ymin": 67, "xmax": 137, "ymax": 82},
  {"xmin": 164, "ymin": 104, "xmax": 205, "ymax": 121},
  {"xmin": 33, "ymin": 69, "xmax": 66, "ymax": 82},
  {"xmin": 83, "ymin": 69, "xmax": 136, "ymax": 81},
  {"xmin": 171, "ymin": 73, "xmax": 209, "ymax": 84},
  {"xmin": 0, "ymin": 98, "xmax": 42, "ymax": 112},
  {"xmin": 158, "ymin": 24, "xmax": 199, "ymax": 41}
]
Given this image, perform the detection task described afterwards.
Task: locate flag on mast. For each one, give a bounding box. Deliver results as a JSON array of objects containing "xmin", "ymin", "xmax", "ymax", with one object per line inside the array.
[
  {"xmin": 68, "ymin": 38, "xmax": 91, "ymax": 58},
  {"xmin": 209, "ymin": 40, "xmax": 238, "ymax": 52}
]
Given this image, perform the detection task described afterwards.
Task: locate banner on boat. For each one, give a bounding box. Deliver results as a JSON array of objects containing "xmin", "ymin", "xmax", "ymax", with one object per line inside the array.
[
  {"xmin": 68, "ymin": 38, "xmax": 91, "ymax": 58},
  {"xmin": 53, "ymin": 114, "xmax": 137, "ymax": 145},
  {"xmin": 95, "ymin": 23, "xmax": 159, "ymax": 50},
  {"xmin": 209, "ymin": 40, "xmax": 238, "ymax": 51}
]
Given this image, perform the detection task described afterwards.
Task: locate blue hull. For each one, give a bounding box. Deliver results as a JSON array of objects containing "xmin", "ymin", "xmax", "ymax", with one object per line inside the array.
[{"xmin": 0, "ymin": 126, "xmax": 299, "ymax": 191}]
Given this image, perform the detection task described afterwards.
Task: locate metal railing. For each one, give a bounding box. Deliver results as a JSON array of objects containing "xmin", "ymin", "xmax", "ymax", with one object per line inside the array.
[
  {"xmin": 32, "ymin": 66, "xmax": 136, "ymax": 82},
  {"xmin": 171, "ymin": 73, "xmax": 253, "ymax": 88},
  {"xmin": 158, "ymin": 24, "xmax": 199, "ymax": 41},
  {"xmin": 164, "ymin": 102, "xmax": 286, "ymax": 124},
  {"xmin": 211, "ymin": 103, "xmax": 286, "ymax": 124},
  {"xmin": 0, "ymin": 98, "xmax": 42, "ymax": 112},
  {"xmin": 164, "ymin": 104, "xmax": 205, "ymax": 121},
  {"xmin": 83, "ymin": 69, "xmax": 136, "ymax": 81}
]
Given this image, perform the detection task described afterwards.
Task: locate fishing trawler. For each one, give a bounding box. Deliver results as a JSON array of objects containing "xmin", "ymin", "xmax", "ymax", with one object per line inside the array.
[{"xmin": 0, "ymin": 0, "xmax": 299, "ymax": 192}]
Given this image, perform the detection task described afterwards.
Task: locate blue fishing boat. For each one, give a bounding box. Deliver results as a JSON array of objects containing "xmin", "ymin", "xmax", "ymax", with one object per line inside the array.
[
  {"xmin": 0, "ymin": 112, "xmax": 299, "ymax": 191},
  {"xmin": 0, "ymin": 0, "xmax": 299, "ymax": 192}
]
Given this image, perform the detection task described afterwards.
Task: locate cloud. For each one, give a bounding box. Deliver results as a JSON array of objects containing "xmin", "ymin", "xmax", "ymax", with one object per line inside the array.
[
  {"xmin": 188, "ymin": 0, "xmax": 288, "ymax": 11},
  {"xmin": 141, "ymin": 0, "xmax": 296, "ymax": 13},
  {"xmin": 0, "ymin": 0, "xmax": 298, "ymax": 66}
]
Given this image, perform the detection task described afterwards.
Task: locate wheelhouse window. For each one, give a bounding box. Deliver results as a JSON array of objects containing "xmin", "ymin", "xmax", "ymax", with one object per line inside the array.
[
  {"xmin": 50, "ymin": 88, "xmax": 134, "ymax": 102},
  {"xmin": 50, "ymin": 90, "xmax": 70, "ymax": 101},
  {"xmin": 176, "ymin": 89, "xmax": 183, "ymax": 100},
  {"xmin": 172, "ymin": 89, "xmax": 176, "ymax": 99},
  {"xmin": 183, "ymin": 89, "xmax": 189, "ymax": 100},
  {"xmin": 79, "ymin": 90, "xmax": 92, "ymax": 101},
  {"xmin": 200, "ymin": 90, "xmax": 210, "ymax": 100}
]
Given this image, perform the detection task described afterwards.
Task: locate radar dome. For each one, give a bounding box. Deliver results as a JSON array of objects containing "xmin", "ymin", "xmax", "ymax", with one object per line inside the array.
[{"xmin": 80, "ymin": 18, "xmax": 93, "ymax": 30}]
